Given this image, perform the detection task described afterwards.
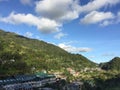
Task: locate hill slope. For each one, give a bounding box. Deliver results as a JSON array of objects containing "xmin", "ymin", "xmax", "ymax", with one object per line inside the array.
[
  {"xmin": 0, "ymin": 30, "xmax": 96, "ymax": 76},
  {"xmin": 100, "ymin": 57, "xmax": 120, "ymax": 71}
]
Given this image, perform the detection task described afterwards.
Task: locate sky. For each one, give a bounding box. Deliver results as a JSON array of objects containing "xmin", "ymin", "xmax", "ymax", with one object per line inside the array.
[{"xmin": 0, "ymin": 0, "xmax": 120, "ymax": 63}]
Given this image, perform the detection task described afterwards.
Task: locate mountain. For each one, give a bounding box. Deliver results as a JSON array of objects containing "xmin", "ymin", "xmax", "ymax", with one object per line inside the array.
[
  {"xmin": 0, "ymin": 29, "xmax": 96, "ymax": 77},
  {"xmin": 100, "ymin": 57, "xmax": 120, "ymax": 71}
]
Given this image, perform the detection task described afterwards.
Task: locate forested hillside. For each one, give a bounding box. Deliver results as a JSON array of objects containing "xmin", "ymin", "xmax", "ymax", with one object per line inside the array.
[
  {"xmin": 0, "ymin": 30, "xmax": 96, "ymax": 77},
  {"xmin": 100, "ymin": 57, "xmax": 120, "ymax": 71}
]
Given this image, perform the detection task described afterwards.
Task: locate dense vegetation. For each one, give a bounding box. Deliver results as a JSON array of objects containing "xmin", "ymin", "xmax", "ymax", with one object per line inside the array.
[
  {"xmin": 100, "ymin": 57, "xmax": 120, "ymax": 71},
  {"xmin": 82, "ymin": 57, "xmax": 120, "ymax": 90},
  {"xmin": 0, "ymin": 30, "xmax": 96, "ymax": 77},
  {"xmin": 83, "ymin": 73, "xmax": 120, "ymax": 90},
  {"xmin": 1, "ymin": 30, "xmax": 120, "ymax": 90}
]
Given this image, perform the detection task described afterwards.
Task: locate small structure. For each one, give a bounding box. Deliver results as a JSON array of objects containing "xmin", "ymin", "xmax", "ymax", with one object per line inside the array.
[{"xmin": 65, "ymin": 81, "xmax": 83, "ymax": 90}]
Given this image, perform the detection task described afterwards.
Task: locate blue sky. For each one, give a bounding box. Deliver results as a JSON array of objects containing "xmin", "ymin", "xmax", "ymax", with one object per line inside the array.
[{"xmin": 0, "ymin": 0, "xmax": 120, "ymax": 63}]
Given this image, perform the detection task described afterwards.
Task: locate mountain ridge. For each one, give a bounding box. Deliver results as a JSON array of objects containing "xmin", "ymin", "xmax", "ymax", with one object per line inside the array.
[
  {"xmin": 100, "ymin": 57, "xmax": 120, "ymax": 71},
  {"xmin": 0, "ymin": 29, "xmax": 96, "ymax": 77}
]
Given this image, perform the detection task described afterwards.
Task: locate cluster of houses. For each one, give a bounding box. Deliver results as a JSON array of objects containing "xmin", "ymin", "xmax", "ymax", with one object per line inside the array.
[{"xmin": 67, "ymin": 68, "xmax": 80, "ymax": 77}]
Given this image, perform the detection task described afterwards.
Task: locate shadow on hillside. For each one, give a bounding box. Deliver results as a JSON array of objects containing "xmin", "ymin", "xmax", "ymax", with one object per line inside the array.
[{"xmin": 83, "ymin": 74, "xmax": 120, "ymax": 90}]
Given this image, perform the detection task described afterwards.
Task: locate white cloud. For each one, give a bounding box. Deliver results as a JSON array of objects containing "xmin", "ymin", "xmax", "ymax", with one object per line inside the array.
[
  {"xmin": 35, "ymin": 0, "xmax": 80, "ymax": 22},
  {"xmin": 89, "ymin": 56, "xmax": 95, "ymax": 58},
  {"xmin": 20, "ymin": 0, "xmax": 33, "ymax": 6},
  {"xmin": 58, "ymin": 43, "xmax": 92, "ymax": 53},
  {"xmin": 25, "ymin": 32, "xmax": 33, "ymax": 38},
  {"xmin": 35, "ymin": 0, "xmax": 120, "ymax": 26},
  {"xmin": 0, "ymin": 12, "xmax": 61, "ymax": 33},
  {"xmin": 79, "ymin": 0, "xmax": 120, "ymax": 26},
  {"xmin": 102, "ymin": 53, "xmax": 115, "ymax": 57},
  {"xmin": 99, "ymin": 11, "xmax": 120, "ymax": 26},
  {"xmin": 80, "ymin": 11, "xmax": 114, "ymax": 24},
  {"xmin": 0, "ymin": 12, "xmax": 39, "ymax": 25},
  {"xmin": 54, "ymin": 32, "xmax": 67, "ymax": 39},
  {"xmin": 0, "ymin": 0, "xmax": 120, "ymax": 34},
  {"xmin": 79, "ymin": 0, "xmax": 120, "ymax": 13},
  {"xmin": 38, "ymin": 18, "xmax": 61, "ymax": 33},
  {"xmin": 100, "ymin": 20, "xmax": 113, "ymax": 26},
  {"xmin": 62, "ymin": 41, "xmax": 79, "ymax": 45}
]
